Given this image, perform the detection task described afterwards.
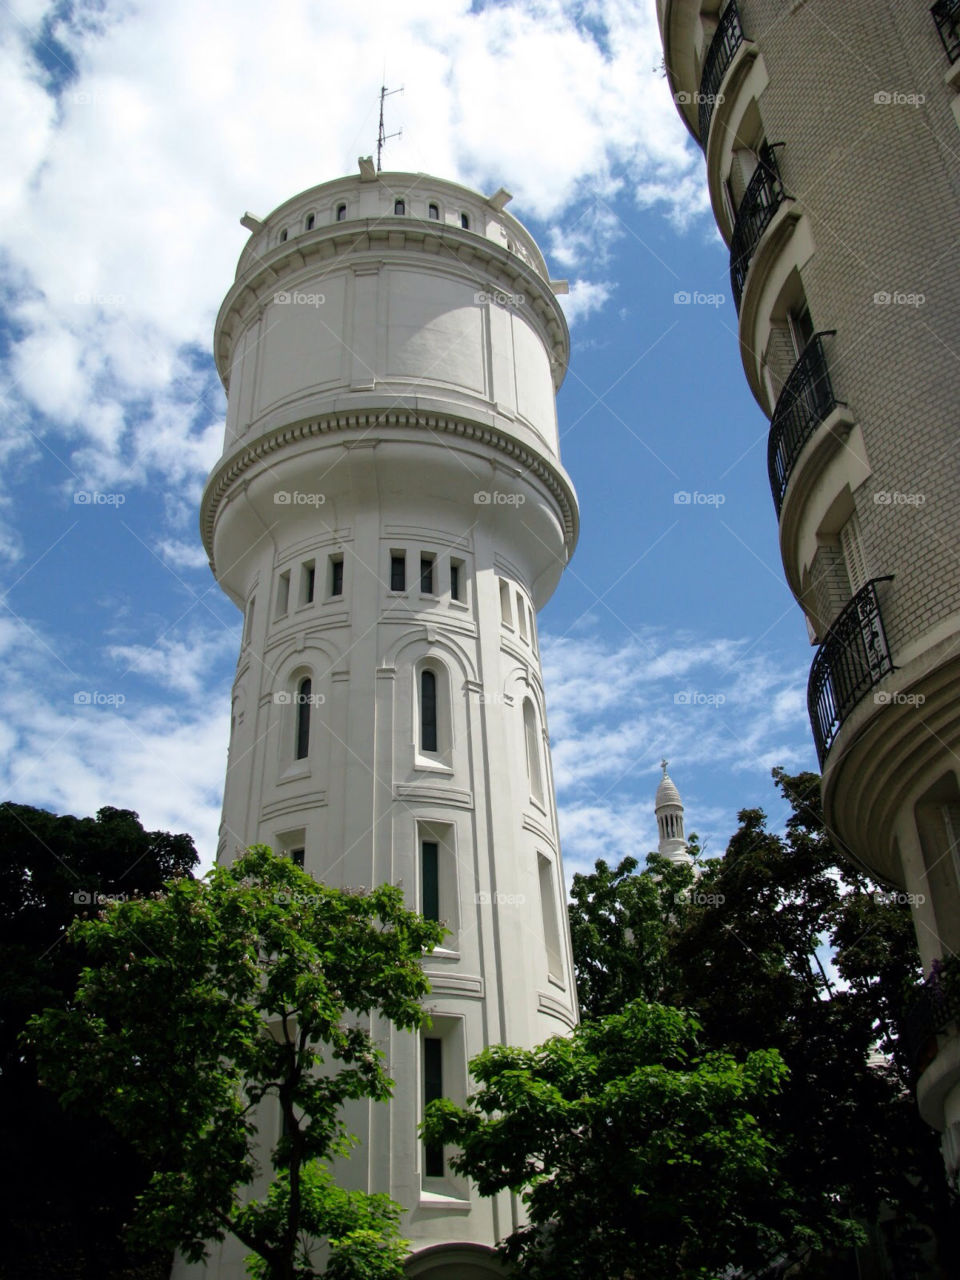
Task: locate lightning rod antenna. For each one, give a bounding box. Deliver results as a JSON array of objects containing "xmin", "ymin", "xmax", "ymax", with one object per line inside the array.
[{"xmin": 377, "ymin": 83, "xmax": 403, "ymax": 172}]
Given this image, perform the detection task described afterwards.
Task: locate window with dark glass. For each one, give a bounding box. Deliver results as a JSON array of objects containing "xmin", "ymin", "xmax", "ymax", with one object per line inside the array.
[
  {"xmin": 450, "ymin": 561, "xmax": 462, "ymax": 602},
  {"xmin": 421, "ymin": 669, "xmax": 437, "ymax": 753},
  {"xmin": 290, "ymin": 847, "xmax": 305, "ymax": 868},
  {"xmin": 390, "ymin": 553, "xmax": 406, "ymax": 592},
  {"xmin": 295, "ymin": 678, "xmax": 311, "ymax": 760},
  {"xmin": 336, "ymin": 203, "xmax": 347, "ymax": 221},
  {"xmin": 330, "ymin": 555, "xmax": 344, "ymax": 597},
  {"xmin": 305, "ymin": 213, "xmax": 315, "ymax": 231},
  {"xmin": 394, "ymin": 198, "xmax": 406, "ymax": 215},
  {"xmin": 428, "ymin": 202, "xmax": 439, "ymax": 220},
  {"xmin": 460, "ymin": 212, "xmax": 469, "ymax": 229},
  {"xmin": 424, "ymin": 1038, "xmax": 444, "ymax": 1176},
  {"xmin": 421, "ymin": 840, "xmax": 439, "ymax": 921},
  {"xmin": 301, "ymin": 561, "xmax": 316, "ymax": 605},
  {"xmin": 279, "ymin": 228, "xmax": 288, "ymax": 242},
  {"xmin": 420, "ymin": 554, "xmax": 435, "ymax": 595}
]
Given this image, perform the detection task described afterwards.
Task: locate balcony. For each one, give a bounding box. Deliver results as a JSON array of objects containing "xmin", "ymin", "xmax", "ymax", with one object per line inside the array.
[
  {"xmin": 808, "ymin": 578, "xmax": 895, "ymax": 768},
  {"xmin": 932, "ymin": 0, "xmax": 960, "ymax": 64},
  {"xmin": 730, "ymin": 144, "xmax": 787, "ymax": 311},
  {"xmin": 767, "ymin": 332, "xmax": 842, "ymax": 516},
  {"xmin": 698, "ymin": 1, "xmax": 744, "ymax": 146},
  {"xmin": 903, "ymin": 963, "xmax": 960, "ymax": 1074}
]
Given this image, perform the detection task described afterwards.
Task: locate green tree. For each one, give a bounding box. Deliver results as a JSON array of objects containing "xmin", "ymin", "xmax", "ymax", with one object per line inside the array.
[
  {"xmin": 0, "ymin": 801, "xmax": 198, "ymax": 1279},
  {"xmin": 27, "ymin": 846, "xmax": 445, "ymax": 1280},
  {"xmin": 423, "ymin": 1001, "xmax": 791, "ymax": 1280}
]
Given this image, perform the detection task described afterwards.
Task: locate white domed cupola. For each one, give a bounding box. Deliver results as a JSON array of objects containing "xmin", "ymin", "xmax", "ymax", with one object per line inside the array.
[{"xmin": 655, "ymin": 760, "xmax": 691, "ymax": 865}]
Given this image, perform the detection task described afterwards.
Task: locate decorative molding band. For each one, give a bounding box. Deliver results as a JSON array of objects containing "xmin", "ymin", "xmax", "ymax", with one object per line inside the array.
[
  {"xmin": 261, "ymin": 792, "xmax": 328, "ymax": 820},
  {"xmin": 422, "ymin": 972, "xmax": 484, "ymax": 998},
  {"xmin": 394, "ymin": 783, "xmax": 474, "ymax": 808},
  {"xmin": 201, "ymin": 408, "xmax": 578, "ymax": 563}
]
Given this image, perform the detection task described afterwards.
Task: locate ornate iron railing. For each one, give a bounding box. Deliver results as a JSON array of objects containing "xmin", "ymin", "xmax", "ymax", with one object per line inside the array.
[
  {"xmin": 932, "ymin": 0, "xmax": 960, "ymax": 64},
  {"xmin": 698, "ymin": 1, "xmax": 744, "ymax": 145},
  {"xmin": 808, "ymin": 578, "xmax": 895, "ymax": 767},
  {"xmin": 730, "ymin": 144, "xmax": 787, "ymax": 311},
  {"xmin": 903, "ymin": 966, "xmax": 960, "ymax": 1072},
  {"xmin": 768, "ymin": 332, "xmax": 842, "ymax": 516}
]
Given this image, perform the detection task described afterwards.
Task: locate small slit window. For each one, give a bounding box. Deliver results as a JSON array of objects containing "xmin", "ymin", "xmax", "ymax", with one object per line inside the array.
[
  {"xmin": 538, "ymin": 853, "xmax": 564, "ymax": 982},
  {"xmin": 420, "ymin": 554, "xmax": 436, "ymax": 596},
  {"xmin": 394, "ymin": 198, "xmax": 406, "ymax": 215},
  {"xmin": 428, "ymin": 202, "xmax": 439, "ymax": 220},
  {"xmin": 421, "ymin": 840, "xmax": 440, "ymax": 922},
  {"xmin": 450, "ymin": 559, "xmax": 463, "ymax": 602},
  {"xmin": 421, "ymin": 669, "xmax": 438, "ymax": 753},
  {"xmin": 295, "ymin": 677, "xmax": 312, "ymax": 761},
  {"xmin": 301, "ymin": 561, "xmax": 316, "ymax": 606},
  {"xmin": 460, "ymin": 212, "xmax": 469, "ymax": 229},
  {"xmin": 499, "ymin": 578, "xmax": 512, "ymax": 627},
  {"xmin": 290, "ymin": 846, "xmax": 305, "ymax": 868},
  {"xmin": 305, "ymin": 213, "xmax": 315, "ymax": 231},
  {"xmin": 523, "ymin": 698, "xmax": 544, "ymax": 805},
  {"xmin": 390, "ymin": 552, "xmax": 406, "ymax": 592},
  {"xmin": 275, "ymin": 570, "xmax": 290, "ymax": 619},
  {"xmin": 336, "ymin": 203, "xmax": 347, "ymax": 221},
  {"xmin": 424, "ymin": 1038, "xmax": 444, "ymax": 1177},
  {"xmin": 329, "ymin": 555, "xmax": 344, "ymax": 598},
  {"xmin": 279, "ymin": 228, "xmax": 288, "ymax": 242},
  {"xmin": 517, "ymin": 591, "xmax": 527, "ymax": 641}
]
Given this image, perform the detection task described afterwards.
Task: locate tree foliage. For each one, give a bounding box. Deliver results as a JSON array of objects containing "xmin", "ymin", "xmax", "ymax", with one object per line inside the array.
[
  {"xmin": 0, "ymin": 801, "xmax": 198, "ymax": 1278},
  {"xmin": 26, "ymin": 846, "xmax": 445, "ymax": 1280}
]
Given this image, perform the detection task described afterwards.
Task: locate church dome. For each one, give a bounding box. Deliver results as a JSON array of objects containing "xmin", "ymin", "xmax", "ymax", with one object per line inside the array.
[{"xmin": 655, "ymin": 767, "xmax": 682, "ymax": 810}]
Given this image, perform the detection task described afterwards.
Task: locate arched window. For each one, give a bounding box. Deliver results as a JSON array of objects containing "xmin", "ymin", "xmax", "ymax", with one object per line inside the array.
[
  {"xmin": 421, "ymin": 669, "xmax": 437, "ymax": 753},
  {"xmin": 394, "ymin": 198, "xmax": 406, "ymax": 215},
  {"xmin": 336, "ymin": 203, "xmax": 347, "ymax": 221},
  {"xmin": 523, "ymin": 699, "xmax": 544, "ymax": 805},
  {"xmin": 428, "ymin": 202, "xmax": 439, "ymax": 220},
  {"xmin": 295, "ymin": 677, "xmax": 312, "ymax": 760},
  {"xmin": 279, "ymin": 228, "xmax": 288, "ymax": 242},
  {"xmin": 305, "ymin": 213, "xmax": 315, "ymax": 230},
  {"xmin": 460, "ymin": 212, "xmax": 470, "ymax": 229}
]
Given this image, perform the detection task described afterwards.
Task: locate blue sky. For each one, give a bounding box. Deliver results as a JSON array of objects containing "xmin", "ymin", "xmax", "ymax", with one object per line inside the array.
[{"xmin": 0, "ymin": 0, "xmax": 817, "ymax": 881}]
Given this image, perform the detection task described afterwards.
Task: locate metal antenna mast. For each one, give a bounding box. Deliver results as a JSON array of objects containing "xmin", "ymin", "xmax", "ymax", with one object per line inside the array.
[{"xmin": 376, "ymin": 83, "xmax": 403, "ymax": 172}]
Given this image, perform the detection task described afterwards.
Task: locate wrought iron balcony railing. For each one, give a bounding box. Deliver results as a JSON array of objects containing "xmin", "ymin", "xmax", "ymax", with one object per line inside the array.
[
  {"xmin": 768, "ymin": 332, "xmax": 842, "ymax": 516},
  {"xmin": 932, "ymin": 0, "xmax": 960, "ymax": 64},
  {"xmin": 730, "ymin": 144, "xmax": 787, "ymax": 312},
  {"xmin": 808, "ymin": 577, "xmax": 895, "ymax": 768},
  {"xmin": 903, "ymin": 966, "xmax": 960, "ymax": 1072},
  {"xmin": 698, "ymin": 1, "xmax": 744, "ymax": 146}
]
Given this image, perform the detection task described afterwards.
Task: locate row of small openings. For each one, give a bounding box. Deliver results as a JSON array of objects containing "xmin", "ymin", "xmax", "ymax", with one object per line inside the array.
[
  {"xmin": 390, "ymin": 549, "xmax": 465, "ymax": 603},
  {"xmin": 274, "ymin": 555, "xmax": 344, "ymax": 620},
  {"xmin": 498, "ymin": 577, "xmax": 537, "ymax": 651},
  {"xmin": 276, "ymin": 201, "xmax": 470, "ymax": 246}
]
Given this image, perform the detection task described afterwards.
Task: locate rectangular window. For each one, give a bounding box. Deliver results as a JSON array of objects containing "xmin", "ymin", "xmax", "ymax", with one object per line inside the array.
[
  {"xmin": 301, "ymin": 561, "xmax": 316, "ymax": 606},
  {"xmin": 424, "ymin": 1038, "xmax": 444, "ymax": 1177},
  {"xmin": 243, "ymin": 596, "xmax": 255, "ymax": 645},
  {"xmin": 421, "ymin": 840, "xmax": 440, "ymax": 922},
  {"xmin": 390, "ymin": 552, "xmax": 406, "ymax": 592},
  {"xmin": 329, "ymin": 555, "xmax": 344, "ymax": 598},
  {"xmin": 499, "ymin": 578, "xmax": 512, "ymax": 626},
  {"xmin": 275, "ymin": 570, "xmax": 291, "ymax": 619},
  {"xmin": 420, "ymin": 554, "xmax": 436, "ymax": 595},
  {"xmin": 290, "ymin": 846, "xmax": 305, "ymax": 868},
  {"xmin": 538, "ymin": 853, "xmax": 564, "ymax": 983},
  {"xmin": 528, "ymin": 603, "xmax": 537, "ymax": 651},
  {"xmin": 839, "ymin": 512, "xmax": 868, "ymax": 595},
  {"xmin": 450, "ymin": 560, "xmax": 463, "ymax": 602},
  {"xmin": 517, "ymin": 590, "xmax": 528, "ymax": 640}
]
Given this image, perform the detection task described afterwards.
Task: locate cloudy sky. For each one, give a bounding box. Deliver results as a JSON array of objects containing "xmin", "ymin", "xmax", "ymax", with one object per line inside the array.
[{"xmin": 0, "ymin": 0, "xmax": 817, "ymax": 881}]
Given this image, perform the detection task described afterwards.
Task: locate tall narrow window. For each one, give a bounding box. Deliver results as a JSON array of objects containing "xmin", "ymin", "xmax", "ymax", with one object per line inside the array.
[
  {"xmin": 528, "ymin": 602, "xmax": 537, "ymax": 651},
  {"xmin": 329, "ymin": 555, "xmax": 344, "ymax": 598},
  {"xmin": 460, "ymin": 212, "xmax": 469, "ymax": 229},
  {"xmin": 839, "ymin": 511, "xmax": 868, "ymax": 595},
  {"xmin": 279, "ymin": 228, "xmax": 288, "ymax": 242},
  {"xmin": 450, "ymin": 560, "xmax": 462, "ymax": 602},
  {"xmin": 305, "ymin": 213, "xmax": 315, "ymax": 231},
  {"xmin": 523, "ymin": 699, "xmax": 544, "ymax": 805},
  {"xmin": 538, "ymin": 853, "xmax": 564, "ymax": 982},
  {"xmin": 428, "ymin": 202, "xmax": 439, "ymax": 220},
  {"xmin": 499, "ymin": 578, "xmax": 512, "ymax": 627},
  {"xmin": 275, "ymin": 570, "xmax": 291, "ymax": 619},
  {"xmin": 295, "ymin": 677, "xmax": 311, "ymax": 760},
  {"xmin": 420, "ymin": 554, "xmax": 435, "ymax": 595},
  {"xmin": 390, "ymin": 552, "xmax": 406, "ymax": 592},
  {"xmin": 243, "ymin": 596, "xmax": 256, "ymax": 645},
  {"xmin": 421, "ymin": 840, "xmax": 439, "ymax": 922},
  {"xmin": 336, "ymin": 203, "xmax": 347, "ymax": 221},
  {"xmin": 394, "ymin": 198, "xmax": 406, "ymax": 215},
  {"xmin": 421, "ymin": 669, "xmax": 438, "ymax": 753},
  {"xmin": 301, "ymin": 560, "xmax": 316, "ymax": 605},
  {"xmin": 424, "ymin": 1038, "xmax": 444, "ymax": 1177},
  {"xmin": 517, "ymin": 591, "xmax": 528, "ymax": 641}
]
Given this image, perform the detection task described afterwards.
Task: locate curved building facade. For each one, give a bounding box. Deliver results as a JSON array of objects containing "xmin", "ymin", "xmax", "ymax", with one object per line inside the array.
[
  {"xmin": 658, "ymin": 0, "xmax": 960, "ymax": 1175},
  {"xmin": 181, "ymin": 164, "xmax": 580, "ymax": 1276}
]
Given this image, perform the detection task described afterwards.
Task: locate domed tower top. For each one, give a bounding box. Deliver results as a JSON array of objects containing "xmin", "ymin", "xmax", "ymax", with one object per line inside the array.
[{"xmin": 655, "ymin": 760, "xmax": 691, "ymax": 865}]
